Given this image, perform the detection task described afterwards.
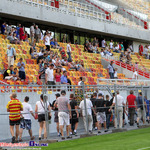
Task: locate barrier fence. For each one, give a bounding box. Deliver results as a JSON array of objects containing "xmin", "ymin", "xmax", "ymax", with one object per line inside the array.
[{"xmin": 0, "ymin": 84, "xmax": 149, "ymax": 143}]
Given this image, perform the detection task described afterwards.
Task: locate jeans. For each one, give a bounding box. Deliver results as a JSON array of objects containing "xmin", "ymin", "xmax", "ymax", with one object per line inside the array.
[
  {"xmin": 109, "ymin": 72, "xmax": 114, "ymax": 79},
  {"xmin": 128, "ymin": 107, "xmax": 135, "ymax": 125},
  {"xmin": 106, "ymin": 114, "xmax": 111, "ymax": 129},
  {"xmin": 67, "ymin": 52, "xmax": 72, "ymax": 62}
]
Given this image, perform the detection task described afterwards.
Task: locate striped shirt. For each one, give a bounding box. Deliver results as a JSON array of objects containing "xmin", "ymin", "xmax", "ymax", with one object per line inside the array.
[{"xmin": 6, "ymin": 99, "xmax": 23, "ymax": 121}]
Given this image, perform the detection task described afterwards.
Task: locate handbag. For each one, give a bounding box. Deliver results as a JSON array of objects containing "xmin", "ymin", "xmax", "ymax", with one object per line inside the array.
[{"xmin": 40, "ymin": 101, "xmax": 51, "ymax": 120}]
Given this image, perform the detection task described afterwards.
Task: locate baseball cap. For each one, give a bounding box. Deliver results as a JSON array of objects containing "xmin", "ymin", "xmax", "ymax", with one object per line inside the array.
[{"xmin": 55, "ymin": 93, "xmax": 60, "ymax": 97}]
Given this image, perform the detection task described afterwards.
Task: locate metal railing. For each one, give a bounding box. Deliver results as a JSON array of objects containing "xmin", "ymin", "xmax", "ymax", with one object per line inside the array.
[
  {"xmin": 6, "ymin": 0, "xmax": 150, "ymax": 31},
  {"xmin": 0, "ymin": 84, "xmax": 149, "ymax": 146}
]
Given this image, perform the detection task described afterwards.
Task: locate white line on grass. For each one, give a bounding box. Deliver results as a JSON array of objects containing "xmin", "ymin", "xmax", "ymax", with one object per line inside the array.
[{"xmin": 137, "ymin": 147, "xmax": 150, "ymax": 150}]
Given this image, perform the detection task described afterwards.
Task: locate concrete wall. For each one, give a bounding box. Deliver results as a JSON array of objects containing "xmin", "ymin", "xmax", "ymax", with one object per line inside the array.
[
  {"xmin": 133, "ymin": 41, "xmax": 148, "ymax": 53},
  {"xmin": 0, "ymin": 0, "xmax": 150, "ymax": 43}
]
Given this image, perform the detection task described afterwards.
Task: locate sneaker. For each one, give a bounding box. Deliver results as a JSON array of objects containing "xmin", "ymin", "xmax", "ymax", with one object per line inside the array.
[
  {"xmin": 61, "ymin": 136, "xmax": 65, "ymax": 140},
  {"xmin": 19, "ymin": 139, "xmax": 23, "ymax": 142},
  {"xmin": 98, "ymin": 131, "xmax": 101, "ymax": 134},
  {"xmin": 137, "ymin": 123, "xmax": 139, "ymax": 128},
  {"xmin": 39, "ymin": 137, "xmax": 41, "ymax": 141},
  {"xmin": 89, "ymin": 130, "xmax": 93, "ymax": 134},
  {"xmin": 148, "ymin": 120, "xmax": 150, "ymax": 124},
  {"xmin": 15, "ymin": 140, "xmax": 19, "ymax": 143},
  {"xmin": 104, "ymin": 130, "xmax": 108, "ymax": 132},
  {"xmin": 31, "ymin": 136, "xmax": 35, "ymax": 140},
  {"xmin": 12, "ymin": 136, "xmax": 15, "ymax": 143},
  {"xmin": 73, "ymin": 132, "xmax": 77, "ymax": 136},
  {"xmin": 94, "ymin": 127, "xmax": 98, "ymax": 130},
  {"xmin": 67, "ymin": 136, "xmax": 72, "ymax": 139}
]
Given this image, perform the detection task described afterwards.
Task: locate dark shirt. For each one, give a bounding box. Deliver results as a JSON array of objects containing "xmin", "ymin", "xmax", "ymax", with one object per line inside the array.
[
  {"xmin": 1, "ymin": 24, "xmax": 5, "ymax": 34},
  {"xmin": 105, "ymin": 100, "xmax": 112, "ymax": 114},
  {"xmin": 52, "ymin": 100, "xmax": 58, "ymax": 111},
  {"xmin": 90, "ymin": 98, "xmax": 97, "ymax": 106},
  {"xmin": 39, "ymin": 67, "xmax": 47, "ymax": 79},
  {"xmin": 70, "ymin": 99, "xmax": 77, "ymax": 113},
  {"xmin": 95, "ymin": 99, "xmax": 105, "ymax": 112},
  {"xmin": 136, "ymin": 96, "xmax": 143, "ymax": 108}
]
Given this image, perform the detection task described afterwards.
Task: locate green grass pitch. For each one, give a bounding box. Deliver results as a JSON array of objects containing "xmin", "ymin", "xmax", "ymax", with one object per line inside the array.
[{"xmin": 42, "ymin": 128, "xmax": 150, "ymax": 150}]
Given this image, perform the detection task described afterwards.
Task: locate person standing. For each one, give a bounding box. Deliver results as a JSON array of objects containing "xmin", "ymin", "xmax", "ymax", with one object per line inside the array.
[
  {"xmin": 55, "ymin": 90, "xmax": 72, "ymax": 140},
  {"xmin": 19, "ymin": 96, "xmax": 35, "ymax": 142},
  {"xmin": 1, "ymin": 22, "xmax": 6, "ymax": 34},
  {"xmin": 79, "ymin": 95, "xmax": 96, "ymax": 133},
  {"xmin": 6, "ymin": 93, "xmax": 23, "ymax": 143},
  {"xmin": 95, "ymin": 93, "xmax": 107, "ymax": 133},
  {"xmin": 54, "ymin": 68, "xmax": 61, "ymax": 86},
  {"xmin": 90, "ymin": 93, "xmax": 98, "ymax": 130},
  {"xmin": 30, "ymin": 23, "xmax": 35, "ymax": 45},
  {"xmin": 67, "ymin": 41, "xmax": 72, "ymax": 62},
  {"xmin": 7, "ymin": 45, "xmax": 16, "ymax": 67},
  {"xmin": 109, "ymin": 40, "xmax": 114, "ymax": 50},
  {"xmin": 44, "ymin": 32, "xmax": 50, "ymax": 51},
  {"xmin": 45, "ymin": 64, "xmax": 55, "ymax": 88},
  {"xmin": 101, "ymin": 38, "xmax": 106, "ymax": 48},
  {"xmin": 126, "ymin": 90, "xmax": 136, "ymax": 126},
  {"xmin": 144, "ymin": 96, "xmax": 150, "ymax": 123},
  {"xmin": 110, "ymin": 91, "xmax": 125, "ymax": 128},
  {"xmin": 70, "ymin": 94, "xmax": 79, "ymax": 136},
  {"xmin": 17, "ymin": 58, "xmax": 26, "ymax": 80},
  {"xmin": 132, "ymin": 71, "xmax": 138, "ymax": 80},
  {"xmin": 107, "ymin": 61, "xmax": 114, "ymax": 79},
  {"xmin": 52, "ymin": 93, "xmax": 61, "ymax": 136},
  {"xmin": 105, "ymin": 95, "xmax": 113, "ymax": 130},
  {"xmin": 136, "ymin": 92, "xmax": 146, "ymax": 127},
  {"xmin": 19, "ymin": 25, "xmax": 25, "ymax": 41},
  {"xmin": 35, "ymin": 94, "xmax": 51, "ymax": 140},
  {"xmin": 35, "ymin": 25, "xmax": 41, "ymax": 43},
  {"xmin": 39, "ymin": 63, "xmax": 48, "ymax": 85},
  {"xmin": 16, "ymin": 24, "xmax": 21, "ymax": 39}
]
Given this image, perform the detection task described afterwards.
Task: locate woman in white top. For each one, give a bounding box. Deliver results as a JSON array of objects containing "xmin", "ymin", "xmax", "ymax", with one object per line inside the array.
[
  {"xmin": 35, "ymin": 94, "xmax": 51, "ymax": 140},
  {"xmin": 44, "ymin": 32, "xmax": 50, "ymax": 51}
]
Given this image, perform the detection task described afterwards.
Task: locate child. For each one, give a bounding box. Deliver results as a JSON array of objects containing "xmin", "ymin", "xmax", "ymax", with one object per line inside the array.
[{"xmin": 114, "ymin": 68, "xmax": 118, "ymax": 79}]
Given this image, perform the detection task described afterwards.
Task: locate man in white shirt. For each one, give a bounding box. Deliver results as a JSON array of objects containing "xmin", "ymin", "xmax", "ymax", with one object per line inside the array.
[
  {"xmin": 67, "ymin": 41, "xmax": 72, "ymax": 62},
  {"xmin": 101, "ymin": 39, "xmax": 106, "ymax": 48},
  {"xmin": 109, "ymin": 40, "xmax": 114, "ymax": 49},
  {"xmin": 79, "ymin": 95, "xmax": 96, "ymax": 133},
  {"xmin": 19, "ymin": 96, "xmax": 35, "ymax": 141},
  {"xmin": 45, "ymin": 64, "xmax": 55, "ymax": 88},
  {"xmin": 110, "ymin": 91, "xmax": 125, "ymax": 128},
  {"xmin": 30, "ymin": 23, "xmax": 35, "ymax": 45},
  {"xmin": 132, "ymin": 71, "xmax": 138, "ymax": 80}
]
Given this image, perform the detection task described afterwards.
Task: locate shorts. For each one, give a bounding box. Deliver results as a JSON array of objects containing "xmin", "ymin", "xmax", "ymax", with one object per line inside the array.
[
  {"xmin": 70, "ymin": 112, "xmax": 79, "ymax": 124},
  {"xmin": 58, "ymin": 112, "xmax": 70, "ymax": 126},
  {"xmin": 46, "ymin": 45, "xmax": 50, "ymax": 51},
  {"xmin": 20, "ymin": 119, "xmax": 31, "ymax": 130},
  {"xmin": 9, "ymin": 119, "xmax": 20, "ymax": 126},
  {"xmin": 19, "ymin": 71, "xmax": 26, "ymax": 80},
  {"xmin": 54, "ymin": 112, "xmax": 59, "ymax": 123},
  {"xmin": 137, "ymin": 108, "xmax": 145, "ymax": 119},
  {"xmin": 97, "ymin": 112, "xmax": 106, "ymax": 123},
  {"xmin": 47, "ymin": 81, "xmax": 55, "ymax": 88},
  {"xmin": 38, "ymin": 114, "xmax": 45, "ymax": 122}
]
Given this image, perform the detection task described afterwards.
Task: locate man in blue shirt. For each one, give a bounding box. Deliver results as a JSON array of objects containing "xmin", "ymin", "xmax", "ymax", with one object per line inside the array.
[
  {"xmin": 136, "ymin": 92, "xmax": 146, "ymax": 127},
  {"xmin": 61, "ymin": 71, "xmax": 69, "ymax": 85},
  {"xmin": 7, "ymin": 45, "xmax": 16, "ymax": 67},
  {"xmin": 16, "ymin": 24, "xmax": 21, "ymax": 38},
  {"xmin": 50, "ymin": 38, "xmax": 55, "ymax": 48},
  {"xmin": 17, "ymin": 58, "xmax": 26, "ymax": 80},
  {"xmin": 107, "ymin": 61, "xmax": 114, "ymax": 79},
  {"xmin": 1, "ymin": 22, "xmax": 6, "ymax": 34}
]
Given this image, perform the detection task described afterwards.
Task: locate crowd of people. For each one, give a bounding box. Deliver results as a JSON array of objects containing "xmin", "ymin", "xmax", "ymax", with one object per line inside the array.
[{"xmin": 6, "ymin": 89, "xmax": 150, "ymax": 143}]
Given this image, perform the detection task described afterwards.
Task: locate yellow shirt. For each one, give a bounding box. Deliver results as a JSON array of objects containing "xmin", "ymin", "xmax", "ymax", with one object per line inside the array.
[{"xmin": 6, "ymin": 99, "xmax": 23, "ymax": 121}]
